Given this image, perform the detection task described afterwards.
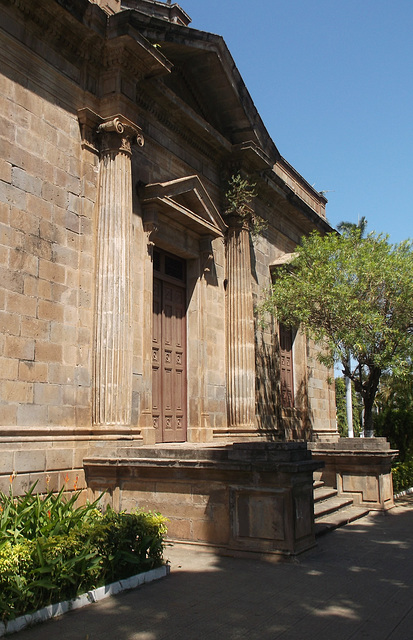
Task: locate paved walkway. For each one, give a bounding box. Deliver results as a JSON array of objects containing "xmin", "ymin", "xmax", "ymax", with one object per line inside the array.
[{"xmin": 15, "ymin": 495, "xmax": 413, "ymax": 640}]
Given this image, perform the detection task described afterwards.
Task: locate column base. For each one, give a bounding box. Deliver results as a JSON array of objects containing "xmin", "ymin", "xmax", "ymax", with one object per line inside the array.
[{"xmin": 213, "ymin": 427, "xmax": 268, "ymax": 442}]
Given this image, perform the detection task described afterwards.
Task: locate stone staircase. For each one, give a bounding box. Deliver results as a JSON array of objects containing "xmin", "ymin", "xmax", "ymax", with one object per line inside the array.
[{"xmin": 314, "ymin": 481, "xmax": 370, "ymax": 536}]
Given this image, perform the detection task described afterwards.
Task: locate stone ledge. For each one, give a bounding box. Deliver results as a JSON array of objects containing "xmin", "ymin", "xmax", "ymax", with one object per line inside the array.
[
  {"xmin": 84, "ymin": 441, "xmax": 322, "ymax": 475},
  {"xmin": 310, "ymin": 437, "xmax": 397, "ymax": 510},
  {"xmin": 85, "ymin": 442, "xmax": 321, "ymax": 556},
  {"xmin": 309, "ymin": 437, "xmax": 392, "ymax": 451},
  {"xmin": 85, "ymin": 455, "xmax": 322, "ymax": 475}
]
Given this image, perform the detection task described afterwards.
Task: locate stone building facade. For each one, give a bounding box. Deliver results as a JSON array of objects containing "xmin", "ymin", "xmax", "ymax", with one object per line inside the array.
[{"xmin": 0, "ymin": 0, "xmax": 339, "ymax": 553}]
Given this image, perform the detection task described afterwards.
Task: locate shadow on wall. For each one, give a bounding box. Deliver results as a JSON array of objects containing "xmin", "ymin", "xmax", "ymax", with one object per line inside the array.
[
  {"xmin": 255, "ymin": 317, "xmax": 282, "ymax": 439},
  {"xmin": 255, "ymin": 321, "xmax": 313, "ymax": 441},
  {"xmin": 285, "ymin": 379, "xmax": 313, "ymax": 442}
]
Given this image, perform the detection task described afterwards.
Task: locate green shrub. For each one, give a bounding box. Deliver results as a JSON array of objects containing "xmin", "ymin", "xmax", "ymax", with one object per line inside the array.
[
  {"xmin": 0, "ymin": 484, "xmax": 167, "ymax": 622},
  {"xmin": 90, "ymin": 507, "xmax": 167, "ymax": 584},
  {"xmin": 0, "ymin": 540, "xmax": 35, "ymax": 622},
  {"xmin": 0, "ymin": 482, "xmax": 102, "ymax": 543},
  {"xmin": 0, "ymin": 532, "xmax": 102, "ymax": 621},
  {"xmin": 392, "ymin": 459, "xmax": 413, "ymax": 494}
]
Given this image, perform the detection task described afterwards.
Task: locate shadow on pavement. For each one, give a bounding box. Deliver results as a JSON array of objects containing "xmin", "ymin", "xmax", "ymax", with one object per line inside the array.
[{"xmin": 15, "ymin": 497, "xmax": 413, "ymax": 640}]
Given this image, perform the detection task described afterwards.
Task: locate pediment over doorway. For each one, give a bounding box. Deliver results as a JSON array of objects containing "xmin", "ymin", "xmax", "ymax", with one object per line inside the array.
[{"xmin": 141, "ymin": 175, "xmax": 227, "ymax": 238}]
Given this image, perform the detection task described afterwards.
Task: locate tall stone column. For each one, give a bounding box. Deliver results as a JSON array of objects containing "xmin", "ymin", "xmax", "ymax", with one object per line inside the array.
[
  {"xmin": 226, "ymin": 217, "xmax": 255, "ymax": 429},
  {"xmin": 93, "ymin": 116, "xmax": 144, "ymax": 426}
]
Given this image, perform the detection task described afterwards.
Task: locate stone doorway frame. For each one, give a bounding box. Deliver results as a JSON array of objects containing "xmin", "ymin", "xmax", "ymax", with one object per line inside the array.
[{"xmin": 138, "ymin": 175, "xmax": 226, "ymax": 444}]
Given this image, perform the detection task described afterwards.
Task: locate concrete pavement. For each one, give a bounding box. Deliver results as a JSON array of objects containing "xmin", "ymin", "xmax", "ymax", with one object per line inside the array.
[{"xmin": 15, "ymin": 495, "xmax": 413, "ymax": 640}]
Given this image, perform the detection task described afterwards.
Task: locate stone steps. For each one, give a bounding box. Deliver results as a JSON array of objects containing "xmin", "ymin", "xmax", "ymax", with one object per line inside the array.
[
  {"xmin": 314, "ymin": 495, "xmax": 354, "ymax": 518},
  {"xmin": 315, "ymin": 505, "xmax": 371, "ymax": 536},
  {"xmin": 314, "ymin": 482, "xmax": 370, "ymax": 537},
  {"xmin": 314, "ymin": 485, "xmax": 339, "ymax": 503}
]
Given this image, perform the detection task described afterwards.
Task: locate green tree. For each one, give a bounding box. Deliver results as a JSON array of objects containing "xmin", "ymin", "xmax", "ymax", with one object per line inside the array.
[
  {"xmin": 337, "ymin": 215, "xmax": 368, "ymax": 237},
  {"xmin": 263, "ymin": 230, "xmax": 413, "ymax": 435},
  {"xmin": 336, "ymin": 217, "xmax": 368, "ymax": 437},
  {"xmin": 374, "ymin": 372, "xmax": 413, "ymax": 461}
]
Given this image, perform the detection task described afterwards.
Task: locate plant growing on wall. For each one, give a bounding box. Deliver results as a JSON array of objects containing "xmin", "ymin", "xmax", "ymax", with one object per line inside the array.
[{"xmin": 224, "ymin": 173, "xmax": 266, "ymax": 235}]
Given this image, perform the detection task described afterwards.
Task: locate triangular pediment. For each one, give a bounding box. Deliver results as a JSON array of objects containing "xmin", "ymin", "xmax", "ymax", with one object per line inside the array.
[
  {"xmin": 126, "ymin": 12, "xmax": 280, "ymax": 164},
  {"xmin": 141, "ymin": 175, "xmax": 227, "ymax": 237},
  {"xmin": 160, "ymin": 42, "xmax": 280, "ymax": 162}
]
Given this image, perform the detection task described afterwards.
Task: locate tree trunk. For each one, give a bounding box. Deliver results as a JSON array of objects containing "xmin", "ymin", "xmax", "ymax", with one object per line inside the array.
[{"xmin": 363, "ymin": 367, "xmax": 381, "ymax": 437}]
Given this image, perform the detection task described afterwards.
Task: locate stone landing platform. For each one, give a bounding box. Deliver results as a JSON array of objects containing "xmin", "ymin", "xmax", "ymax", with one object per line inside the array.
[
  {"xmin": 309, "ymin": 437, "xmax": 397, "ymax": 511},
  {"xmin": 84, "ymin": 442, "xmax": 322, "ymax": 557}
]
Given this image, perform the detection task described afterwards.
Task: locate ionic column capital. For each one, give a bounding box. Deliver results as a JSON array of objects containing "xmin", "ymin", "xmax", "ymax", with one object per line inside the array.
[
  {"xmin": 78, "ymin": 108, "xmax": 144, "ymax": 156},
  {"xmin": 98, "ymin": 115, "xmax": 144, "ymax": 157}
]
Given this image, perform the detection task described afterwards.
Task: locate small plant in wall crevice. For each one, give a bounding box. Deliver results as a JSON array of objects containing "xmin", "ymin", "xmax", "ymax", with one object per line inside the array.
[{"xmin": 224, "ymin": 173, "xmax": 267, "ymax": 236}]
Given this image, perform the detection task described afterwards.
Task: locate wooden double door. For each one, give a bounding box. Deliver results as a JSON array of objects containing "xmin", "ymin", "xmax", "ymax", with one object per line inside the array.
[{"xmin": 152, "ymin": 250, "xmax": 187, "ymax": 443}]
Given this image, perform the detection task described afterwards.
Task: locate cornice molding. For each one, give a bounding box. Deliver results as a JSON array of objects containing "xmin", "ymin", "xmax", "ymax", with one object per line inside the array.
[
  {"xmin": 3, "ymin": 0, "xmax": 106, "ymax": 66},
  {"xmin": 2, "ymin": 0, "xmax": 171, "ymax": 90}
]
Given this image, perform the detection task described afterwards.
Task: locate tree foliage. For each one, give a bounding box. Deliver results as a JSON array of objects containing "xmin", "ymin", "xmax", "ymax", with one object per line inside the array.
[
  {"xmin": 374, "ymin": 372, "xmax": 413, "ymax": 461},
  {"xmin": 263, "ymin": 230, "xmax": 413, "ymax": 433},
  {"xmin": 337, "ymin": 215, "xmax": 368, "ymax": 237}
]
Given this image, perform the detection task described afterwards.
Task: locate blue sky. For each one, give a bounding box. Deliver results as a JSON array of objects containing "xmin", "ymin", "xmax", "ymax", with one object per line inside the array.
[{"xmin": 180, "ymin": 0, "xmax": 413, "ymax": 244}]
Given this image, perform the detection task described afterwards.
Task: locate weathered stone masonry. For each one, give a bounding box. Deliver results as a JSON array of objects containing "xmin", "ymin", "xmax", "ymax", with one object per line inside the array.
[{"xmin": 0, "ymin": 0, "xmax": 343, "ymax": 553}]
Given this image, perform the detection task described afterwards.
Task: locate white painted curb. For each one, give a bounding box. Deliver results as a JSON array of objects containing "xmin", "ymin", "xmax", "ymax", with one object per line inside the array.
[
  {"xmin": 1, "ymin": 564, "xmax": 170, "ymax": 637},
  {"xmin": 394, "ymin": 486, "xmax": 413, "ymax": 499}
]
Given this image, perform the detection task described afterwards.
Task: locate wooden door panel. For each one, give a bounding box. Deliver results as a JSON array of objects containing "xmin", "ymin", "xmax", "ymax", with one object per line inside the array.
[
  {"xmin": 152, "ymin": 278, "xmax": 162, "ymax": 437},
  {"xmin": 152, "ymin": 268, "xmax": 187, "ymax": 442},
  {"xmin": 163, "ymin": 364, "xmax": 173, "ymax": 410},
  {"xmin": 175, "ymin": 369, "xmax": 184, "ymax": 411},
  {"xmin": 152, "ymin": 355, "xmax": 161, "ymax": 437}
]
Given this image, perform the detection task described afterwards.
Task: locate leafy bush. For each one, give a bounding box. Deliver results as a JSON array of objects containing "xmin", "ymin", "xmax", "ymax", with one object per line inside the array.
[
  {"xmin": 0, "ymin": 483, "xmax": 167, "ymax": 622},
  {"xmin": 0, "ymin": 482, "xmax": 102, "ymax": 543},
  {"xmin": 392, "ymin": 459, "xmax": 413, "ymax": 494},
  {"xmin": 90, "ymin": 508, "xmax": 167, "ymax": 584}
]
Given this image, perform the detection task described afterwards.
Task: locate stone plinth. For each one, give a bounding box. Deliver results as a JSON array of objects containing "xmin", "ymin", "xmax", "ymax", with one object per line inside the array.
[
  {"xmin": 309, "ymin": 437, "xmax": 398, "ymax": 510},
  {"xmin": 84, "ymin": 442, "xmax": 321, "ymax": 557}
]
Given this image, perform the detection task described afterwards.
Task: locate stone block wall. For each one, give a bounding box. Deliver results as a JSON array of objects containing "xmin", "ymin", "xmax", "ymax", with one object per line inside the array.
[
  {"xmin": 0, "ymin": 8, "xmax": 98, "ymax": 494},
  {"xmin": 0, "ymin": 0, "xmax": 337, "ymax": 500},
  {"xmin": 85, "ymin": 443, "xmax": 320, "ymax": 556},
  {"xmin": 0, "ymin": 439, "xmax": 88, "ymax": 504},
  {"xmin": 252, "ymin": 223, "xmax": 324, "ymax": 440},
  {"xmin": 0, "ymin": 71, "xmax": 94, "ymax": 434}
]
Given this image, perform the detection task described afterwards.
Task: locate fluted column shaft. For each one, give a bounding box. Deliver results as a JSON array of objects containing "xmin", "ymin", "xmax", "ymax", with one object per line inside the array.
[
  {"xmin": 226, "ymin": 219, "xmax": 255, "ymax": 428},
  {"xmin": 93, "ymin": 116, "xmax": 143, "ymax": 426}
]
